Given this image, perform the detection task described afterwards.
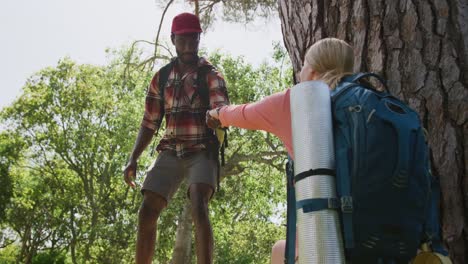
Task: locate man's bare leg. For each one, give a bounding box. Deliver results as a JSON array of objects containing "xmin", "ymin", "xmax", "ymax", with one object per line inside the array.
[
  {"xmin": 136, "ymin": 191, "xmax": 167, "ymax": 264},
  {"xmin": 189, "ymin": 183, "xmax": 214, "ymax": 264}
]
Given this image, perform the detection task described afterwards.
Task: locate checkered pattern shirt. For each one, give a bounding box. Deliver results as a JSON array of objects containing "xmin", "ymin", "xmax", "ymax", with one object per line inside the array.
[{"xmin": 141, "ymin": 57, "xmax": 229, "ymax": 157}]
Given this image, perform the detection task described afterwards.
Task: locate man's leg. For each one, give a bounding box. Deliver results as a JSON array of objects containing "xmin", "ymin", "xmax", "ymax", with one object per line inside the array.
[
  {"xmin": 189, "ymin": 183, "xmax": 214, "ymax": 264},
  {"xmin": 136, "ymin": 190, "xmax": 167, "ymax": 264}
]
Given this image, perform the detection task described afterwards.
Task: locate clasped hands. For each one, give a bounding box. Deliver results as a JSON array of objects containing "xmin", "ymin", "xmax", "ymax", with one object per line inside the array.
[{"xmin": 206, "ymin": 107, "xmax": 221, "ymax": 129}]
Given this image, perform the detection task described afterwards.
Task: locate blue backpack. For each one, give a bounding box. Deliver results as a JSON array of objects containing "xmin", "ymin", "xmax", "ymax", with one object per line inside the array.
[{"xmin": 285, "ymin": 73, "xmax": 447, "ymax": 263}]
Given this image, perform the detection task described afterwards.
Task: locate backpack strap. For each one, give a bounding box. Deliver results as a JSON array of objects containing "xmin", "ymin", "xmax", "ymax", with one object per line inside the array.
[
  {"xmin": 294, "ymin": 168, "xmax": 335, "ymax": 183},
  {"xmin": 336, "ymin": 147, "xmax": 355, "ymax": 249},
  {"xmin": 192, "ymin": 64, "xmax": 229, "ymax": 191},
  {"xmin": 350, "ymin": 72, "xmax": 388, "ymax": 90},
  {"xmin": 332, "ymin": 72, "xmax": 389, "ymax": 102},
  {"xmin": 158, "ymin": 59, "xmax": 177, "ymax": 104},
  {"xmin": 351, "ymin": 72, "xmax": 389, "ymax": 92},
  {"xmin": 149, "ymin": 60, "xmax": 175, "ymax": 156},
  {"xmin": 193, "ymin": 65, "xmax": 229, "ymax": 165},
  {"xmin": 424, "ymin": 148, "xmax": 448, "ymax": 256},
  {"xmin": 191, "ymin": 64, "xmax": 215, "ymax": 107},
  {"xmin": 285, "ymin": 156, "xmax": 296, "ymax": 264},
  {"xmin": 296, "ymin": 198, "xmax": 340, "ymax": 213},
  {"xmin": 427, "ymin": 177, "xmax": 448, "ymax": 255}
]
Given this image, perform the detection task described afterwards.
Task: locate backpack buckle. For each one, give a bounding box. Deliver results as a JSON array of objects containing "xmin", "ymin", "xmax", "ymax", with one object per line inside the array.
[
  {"xmin": 341, "ymin": 196, "xmax": 353, "ymax": 213},
  {"xmin": 328, "ymin": 198, "xmax": 340, "ymax": 210}
]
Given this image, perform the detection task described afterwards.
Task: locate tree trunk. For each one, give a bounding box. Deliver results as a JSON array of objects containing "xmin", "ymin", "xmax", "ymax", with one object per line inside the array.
[
  {"xmin": 170, "ymin": 199, "xmax": 193, "ymax": 264},
  {"xmin": 278, "ymin": 0, "xmax": 467, "ymax": 263}
]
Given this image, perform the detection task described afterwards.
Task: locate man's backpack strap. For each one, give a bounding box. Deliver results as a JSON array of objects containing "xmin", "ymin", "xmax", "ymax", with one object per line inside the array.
[
  {"xmin": 149, "ymin": 60, "xmax": 175, "ymax": 156},
  {"xmin": 191, "ymin": 64, "xmax": 215, "ymax": 107},
  {"xmin": 192, "ymin": 64, "xmax": 229, "ymax": 191},
  {"xmin": 158, "ymin": 60, "xmax": 177, "ymax": 103},
  {"xmin": 285, "ymin": 155, "xmax": 296, "ymax": 264}
]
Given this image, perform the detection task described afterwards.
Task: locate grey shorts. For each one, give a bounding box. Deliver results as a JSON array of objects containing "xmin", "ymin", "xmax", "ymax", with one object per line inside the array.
[{"xmin": 141, "ymin": 149, "xmax": 218, "ymax": 202}]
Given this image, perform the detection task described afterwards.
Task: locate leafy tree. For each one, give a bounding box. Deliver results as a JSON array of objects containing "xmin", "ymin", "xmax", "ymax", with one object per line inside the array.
[
  {"xmin": 0, "ymin": 132, "xmax": 23, "ymax": 222},
  {"xmin": 1, "ymin": 50, "xmax": 151, "ymax": 263},
  {"xmin": 0, "ymin": 44, "xmax": 293, "ymax": 263}
]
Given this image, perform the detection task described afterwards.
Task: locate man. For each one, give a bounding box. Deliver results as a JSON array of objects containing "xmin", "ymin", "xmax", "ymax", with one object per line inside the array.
[{"xmin": 123, "ymin": 12, "xmax": 229, "ymax": 264}]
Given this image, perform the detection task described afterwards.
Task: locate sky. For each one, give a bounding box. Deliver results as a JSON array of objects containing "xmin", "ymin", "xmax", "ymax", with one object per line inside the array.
[{"xmin": 0, "ymin": 0, "xmax": 283, "ymax": 110}]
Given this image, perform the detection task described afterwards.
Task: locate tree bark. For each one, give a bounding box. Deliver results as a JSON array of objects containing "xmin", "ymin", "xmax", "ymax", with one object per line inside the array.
[
  {"xmin": 170, "ymin": 199, "xmax": 193, "ymax": 264},
  {"xmin": 278, "ymin": 0, "xmax": 467, "ymax": 263}
]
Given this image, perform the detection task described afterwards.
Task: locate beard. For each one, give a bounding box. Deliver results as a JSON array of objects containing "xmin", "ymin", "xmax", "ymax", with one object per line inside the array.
[{"xmin": 177, "ymin": 51, "xmax": 199, "ymax": 65}]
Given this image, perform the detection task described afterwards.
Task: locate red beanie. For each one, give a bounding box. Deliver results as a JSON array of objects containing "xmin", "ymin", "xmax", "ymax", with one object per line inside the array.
[{"xmin": 171, "ymin": 13, "xmax": 202, "ymax": 34}]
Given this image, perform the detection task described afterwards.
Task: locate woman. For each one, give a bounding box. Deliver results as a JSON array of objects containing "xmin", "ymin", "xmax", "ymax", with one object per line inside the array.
[{"xmin": 206, "ymin": 37, "xmax": 354, "ymax": 263}]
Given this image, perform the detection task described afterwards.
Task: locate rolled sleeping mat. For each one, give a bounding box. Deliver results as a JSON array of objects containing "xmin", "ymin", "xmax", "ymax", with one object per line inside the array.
[{"xmin": 290, "ymin": 81, "xmax": 345, "ymax": 264}]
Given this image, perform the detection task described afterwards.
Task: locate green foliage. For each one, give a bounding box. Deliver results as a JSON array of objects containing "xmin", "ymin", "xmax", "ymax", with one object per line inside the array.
[
  {"xmin": 0, "ymin": 43, "xmax": 293, "ymax": 263},
  {"xmin": 0, "ymin": 243, "xmax": 20, "ymax": 263},
  {"xmin": 32, "ymin": 250, "xmax": 66, "ymax": 264},
  {"xmin": 204, "ymin": 48, "xmax": 292, "ymax": 263},
  {"xmin": 0, "ymin": 132, "xmax": 24, "ymax": 222},
  {"xmin": 1, "ymin": 51, "xmax": 152, "ymax": 262},
  {"xmin": 212, "ymin": 162, "xmax": 286, "ymax": 264}
]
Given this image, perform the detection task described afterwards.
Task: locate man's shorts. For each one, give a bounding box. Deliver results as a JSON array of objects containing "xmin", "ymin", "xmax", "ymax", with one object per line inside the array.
[{"xmin": 141, "ymin": 149, "xmax": 218, "ymax": 202}]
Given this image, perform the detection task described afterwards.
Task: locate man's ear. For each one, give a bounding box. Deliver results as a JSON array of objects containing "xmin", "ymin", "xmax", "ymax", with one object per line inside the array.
[{"xmin": 171, "ymin": 33, "xmax": 175, "ymax": 45}]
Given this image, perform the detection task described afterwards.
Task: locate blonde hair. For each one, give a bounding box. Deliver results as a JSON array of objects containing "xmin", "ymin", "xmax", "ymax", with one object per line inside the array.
[{"xmin": 304, "ymin": 38, "xmax": 354, "ymax": 89}]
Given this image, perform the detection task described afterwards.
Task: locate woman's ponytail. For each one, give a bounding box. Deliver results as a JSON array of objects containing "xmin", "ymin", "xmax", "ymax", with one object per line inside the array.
[{"xmin": 304, "ymin": 38, "xmax": 354, "ymax": 90}]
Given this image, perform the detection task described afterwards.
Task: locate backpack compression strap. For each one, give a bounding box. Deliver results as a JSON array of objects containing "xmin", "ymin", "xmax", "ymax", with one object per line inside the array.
[
  {"xmin": 294, "ymin": 168, "xmax": 335, "ymax": 182},
  {"xmin": 285, "ymin": 156, "xmax": 297, "ymax": 264}
]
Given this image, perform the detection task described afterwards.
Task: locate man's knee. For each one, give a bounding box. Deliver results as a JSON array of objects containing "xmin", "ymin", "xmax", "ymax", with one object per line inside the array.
[{"xmin": 139, "ymin": 191, "xmax": 167, "ymax": 221}]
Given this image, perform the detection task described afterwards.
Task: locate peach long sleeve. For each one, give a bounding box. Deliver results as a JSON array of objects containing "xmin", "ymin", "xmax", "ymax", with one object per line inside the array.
[{"xmin": 218, "ymin": 89, "xmax": 294, "ymax": 159}]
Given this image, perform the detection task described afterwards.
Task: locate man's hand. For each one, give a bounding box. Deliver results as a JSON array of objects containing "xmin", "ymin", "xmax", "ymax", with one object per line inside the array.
[
  {"xmin": 206, "ymin": 109, "xmax": 221, "ymax": 129},
  {"xmin": 123, "ymin": 160, "xmax": 137, "ymax": 188}
]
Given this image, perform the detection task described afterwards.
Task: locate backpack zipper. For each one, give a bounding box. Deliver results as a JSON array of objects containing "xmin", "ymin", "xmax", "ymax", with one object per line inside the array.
[
  {"xmin": 349, "ymin": 105, "xmax": 362, "ymax": 192},
  {"xmin": 366, "ymin": 109, "xmax": 376, "ymax": 123}
]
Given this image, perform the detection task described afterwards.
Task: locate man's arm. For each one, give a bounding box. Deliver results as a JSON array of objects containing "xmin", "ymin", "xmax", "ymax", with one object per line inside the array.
[
  {"xmin": 129, "ymin": 126, "xmax": 155, "ymax": 162},
  {"xmin": 123, "ymin": 126, "xmax": 155, "ymax": 188},
  {"xmin": 206, "ymin": 69, "xmax": 229, "ymax": 129},
  {"xmin": 123, "ymin": 72, "xmax": 164, "ymax": 188}
]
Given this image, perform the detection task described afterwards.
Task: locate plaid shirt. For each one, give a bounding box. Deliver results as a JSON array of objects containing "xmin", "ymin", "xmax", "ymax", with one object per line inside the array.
[{"xmin": 141, "ymin": 57, "xmax": 229, "ymax": 157}]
